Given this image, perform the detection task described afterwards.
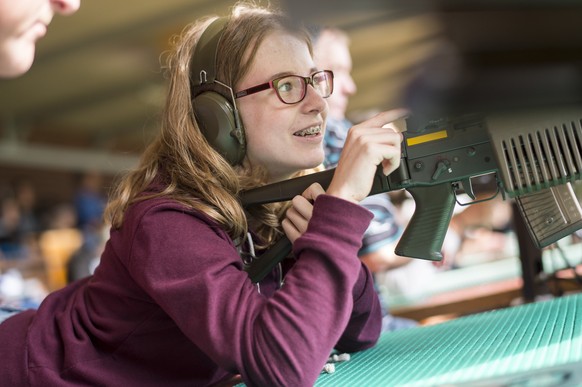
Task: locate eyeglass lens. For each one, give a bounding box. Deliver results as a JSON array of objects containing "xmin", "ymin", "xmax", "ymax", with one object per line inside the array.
[{"xmin": 274, "ymin": 71, "xmax": 332, "ymax": 104}]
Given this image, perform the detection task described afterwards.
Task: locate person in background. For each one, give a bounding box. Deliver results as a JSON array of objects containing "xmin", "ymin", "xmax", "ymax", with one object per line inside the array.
[
  {"xmin": 0, "ymin": 195, "xmax": 28, "ymax": 260},
  {"xmin": 314, "ymin": 26, "xmax": 422, "ymax": 331},
  {"xmin": 311, "ymin": 28, "xmax": 357, "ymax": 169},
  {"xmin": 0, "ymin": 181, "xmax": 45, "ymax": 310},
  {"xmin": 0, "ymin": 0, "xmax": 80, "ymax": 78},
  {"xmin": 0, "ymin": 2, "xmax": 406, "ymax": 385},
  {"xmin": 73, "ymin": 171, "xmax": 106, "ymax": 249},
  {"xmin": 0, "ymin": 180, "xmax": 40, "ymax": 261},
  {"xmin": 13, "ymin": 179, "xmax": 41, "ymax": 237},
  {"xmin": 69, "ymin": 171, "xmax": 107, "ymax": 283}
]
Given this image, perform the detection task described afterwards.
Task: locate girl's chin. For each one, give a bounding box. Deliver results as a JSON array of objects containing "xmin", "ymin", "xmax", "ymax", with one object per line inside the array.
[
  {"xmin": 298, "ymin": 153, "xmax": 325, "ymax": 169},
  {"xmin": 1, "ymin": 47, "xmax": 34, "ymax": 77}
]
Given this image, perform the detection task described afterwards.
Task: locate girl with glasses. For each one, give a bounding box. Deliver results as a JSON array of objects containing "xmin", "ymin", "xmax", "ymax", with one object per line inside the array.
[{"xmin": 0, "ymin": 2, "xmax": 405, "ymax": 385}]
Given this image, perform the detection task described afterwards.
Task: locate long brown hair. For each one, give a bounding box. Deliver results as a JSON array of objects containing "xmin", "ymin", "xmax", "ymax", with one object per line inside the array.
[{"xmin": 104, "ymin": 2, "xmax": 314, "ymax": 247}]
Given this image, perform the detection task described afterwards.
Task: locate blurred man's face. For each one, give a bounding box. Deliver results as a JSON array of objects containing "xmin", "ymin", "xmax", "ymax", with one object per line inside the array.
[{"xmin": 313, "ymin": 34, "xmax": 357, "ymax": 120}]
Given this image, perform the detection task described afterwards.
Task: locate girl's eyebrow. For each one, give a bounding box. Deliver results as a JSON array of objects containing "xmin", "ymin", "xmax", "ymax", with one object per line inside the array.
[
  {"xmin": 269, "ymin": 71, "xmax": 294, "ymax": 80},
  {"xmin": 268, "ymin": 68, "xmax": 320, "ymax": 81}
]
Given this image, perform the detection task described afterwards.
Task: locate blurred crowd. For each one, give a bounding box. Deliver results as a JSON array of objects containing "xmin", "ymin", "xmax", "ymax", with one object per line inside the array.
[{"xmin": 0, "ymin": 171, "xmax": 108, "ymax": 309}]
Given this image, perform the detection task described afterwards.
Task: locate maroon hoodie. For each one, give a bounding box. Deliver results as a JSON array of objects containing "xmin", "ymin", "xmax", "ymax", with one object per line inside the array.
[{"xmin": 0, "ymin": 190, "xmax": 381, "ymax": 386}]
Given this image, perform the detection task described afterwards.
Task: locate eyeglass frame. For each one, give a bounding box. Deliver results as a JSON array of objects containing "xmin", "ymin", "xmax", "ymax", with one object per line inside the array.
[{"xmin": 234, "ymin": 70, "xmax": 334, "ymax": 105}]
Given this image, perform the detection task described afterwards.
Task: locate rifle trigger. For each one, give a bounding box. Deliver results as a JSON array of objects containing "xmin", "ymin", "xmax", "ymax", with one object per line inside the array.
[{"xmin": 462, "ymin": 178, "xmax": 476, "ymax": 200}]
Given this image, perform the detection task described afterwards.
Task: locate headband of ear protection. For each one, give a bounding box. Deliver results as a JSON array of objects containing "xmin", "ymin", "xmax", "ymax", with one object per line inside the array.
[{"xmin": 190, "ymin": 17, "xmax": 246, "ymax": 166}]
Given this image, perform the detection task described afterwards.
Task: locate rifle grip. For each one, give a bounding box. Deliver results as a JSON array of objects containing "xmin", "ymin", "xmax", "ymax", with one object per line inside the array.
[{"xmin": 395, "ymin": 184, "xmax": 456, "ymax": 261}]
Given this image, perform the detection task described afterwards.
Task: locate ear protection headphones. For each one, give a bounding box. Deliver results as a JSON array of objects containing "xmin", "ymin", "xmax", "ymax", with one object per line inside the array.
[{"xmin": 190, "ymin": 17, "xmax": 246, "ymax": 166}]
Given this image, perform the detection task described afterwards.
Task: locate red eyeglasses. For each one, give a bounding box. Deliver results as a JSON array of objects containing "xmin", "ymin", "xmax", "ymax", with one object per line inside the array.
[{"xmin": 235, "ymin": 70, "xmax": 334, "ymax": 104}]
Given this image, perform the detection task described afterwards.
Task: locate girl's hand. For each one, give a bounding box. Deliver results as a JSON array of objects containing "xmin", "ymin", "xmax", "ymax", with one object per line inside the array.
[
  {"xmin": 282, "ymin": 183, "xmax": 325, "ymax": 243},
  {"xmin": 326, "ymin": 109, "xmax": 407, "ymax": 204}
]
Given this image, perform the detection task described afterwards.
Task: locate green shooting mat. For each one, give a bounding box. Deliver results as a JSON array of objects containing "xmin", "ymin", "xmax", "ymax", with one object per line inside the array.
[{"xmin": 316, "ymin": 293, "xmax": 582, "ymax": 386}]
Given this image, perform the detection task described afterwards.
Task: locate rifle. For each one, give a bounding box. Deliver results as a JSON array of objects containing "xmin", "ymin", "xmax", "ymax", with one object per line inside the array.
[{"xmin": 241, "ymin": 106, "xmax": 582, "ymax": 283}]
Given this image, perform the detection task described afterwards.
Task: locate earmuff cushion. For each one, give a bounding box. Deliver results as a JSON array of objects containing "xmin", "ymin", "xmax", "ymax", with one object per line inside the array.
[{"xmin": 193, "ymin": 91, "xmax": 245, "ymax": 165}]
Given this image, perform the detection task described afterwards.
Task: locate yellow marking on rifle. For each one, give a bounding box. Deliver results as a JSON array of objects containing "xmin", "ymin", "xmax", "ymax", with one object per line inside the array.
[{"xmin": 406, "ymin": 130, "xmax": 448, "ymax": 146}]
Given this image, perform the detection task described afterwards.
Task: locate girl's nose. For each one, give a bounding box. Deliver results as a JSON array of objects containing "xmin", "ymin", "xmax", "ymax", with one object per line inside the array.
[{"xmin": 51, "ymin": 0, "xmax": 81, "ymax": 16}]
